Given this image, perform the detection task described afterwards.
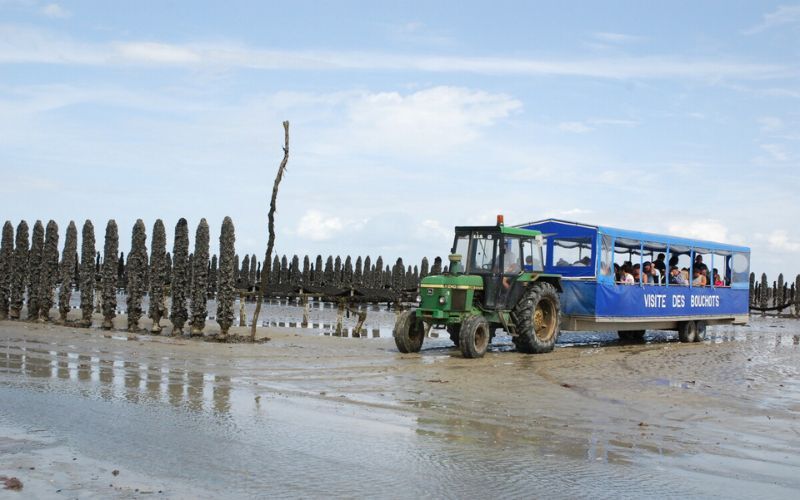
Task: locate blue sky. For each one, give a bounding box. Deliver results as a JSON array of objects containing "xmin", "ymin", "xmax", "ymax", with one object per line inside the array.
[{"xmin": 1, "ymin": 1, "xmax": 799, "ymax": 280}]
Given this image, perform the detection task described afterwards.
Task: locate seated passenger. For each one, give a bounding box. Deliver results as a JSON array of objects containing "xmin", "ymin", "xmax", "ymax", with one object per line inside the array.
[
  {"xmin": 680, "ymin": 267, "xmax": 690, "ymax": 283},
  {"xmin": 619, "ymin": 263, "xmax": 634, "ymax": 284},
  {"xmin": 694, "ymin": 255, "xmax": 709, "ymax": 275},
  {"xmin": 668, "ymin": 255, "xmax": 679, "ymax": 268},
  {"xmin": 556, "ymin": 257, "xmax": 570, "ymax": 267},
  {"xmin": 572, "ymin": 256, "xmax": 591, "ymax": 267},
  {"xmin": 692, "ymin": 268, "xmax": 707, "ymax": 286},
  {"xmin": 653, "ymin": 253, "xmax": 667, "ymax": 279},
  {"xmin": 613, "ymin": 263, "xmax": 621, "ymax": 281},
  {"xmin": 713, "ymin": 268, "xmax": 724, "ymax": 287},
  {"xmin": 669, "ymin": 266, "xmax": 687, "ymax": 285},
  {"xmin": 632, "ymin": 263, "xmax": 641, "ymax": 283},
  {"xmin": 642, "ymin": 261, "xmax": 660, "ymax": 284}
]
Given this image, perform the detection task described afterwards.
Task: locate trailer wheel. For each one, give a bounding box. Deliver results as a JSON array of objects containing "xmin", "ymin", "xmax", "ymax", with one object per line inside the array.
[
  {"xmin": 446, "ymin": 325, "xmax": 460, "ymax": 347},
  {"xmin": 678, "ymin": 321, "xmax": 697, "ymax": 343},
  {"xmin": 694, "ymin": 321, "xmax": 707, "ymax": 342},
  {"xmin": 512, "ymin": 282, "xmax": 561, "ymax": 354},
  {"xmin": 618, "ymin": 330, "xmax": 646, "ymax": 343},
  {"xmin": 459, "ymin": 315, "xmax": 490, "ymax": 358},
  {"xmin": 394, "ymin": 310, "xmax": 425, "ymax": 353}
]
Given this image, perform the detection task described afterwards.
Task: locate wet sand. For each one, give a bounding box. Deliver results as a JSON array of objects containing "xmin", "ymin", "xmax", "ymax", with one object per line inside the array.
[{"xmin": 1, "ymin": 316, "xmax": 799, "ymax": 498}]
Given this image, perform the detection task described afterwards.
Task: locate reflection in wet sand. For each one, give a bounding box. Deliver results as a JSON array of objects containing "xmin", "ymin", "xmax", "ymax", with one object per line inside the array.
[{"xmin": 0, "ymin": 344, "xmax": 232, "ymax": 418}]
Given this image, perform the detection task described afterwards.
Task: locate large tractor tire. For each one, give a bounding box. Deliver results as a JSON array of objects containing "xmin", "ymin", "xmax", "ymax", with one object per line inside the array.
[
  {"xmin": 512, "ymin": 282, "xmax": 561, "ymax": 354},
  {"xmin": 394, "ymin": 310, "xmax": 425, "ymax": 353},
  {"xmin": 678, "ymin": 321, "xmax": 697, "ymax": 343},
  {"xmin": 618, "ymin": 330, "xmax": 646, "ymax": 343},
  {"xmin": 447, "ymin": 325, "xmax": 460, "ymax": 347},
  {"xmin": 459, "ymin": 314, "xmax": 491, "ymax": 358}
]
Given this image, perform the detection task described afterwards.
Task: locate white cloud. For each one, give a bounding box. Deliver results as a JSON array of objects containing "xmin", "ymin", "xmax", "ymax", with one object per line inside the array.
[
  {"xmin": 114, "ymin": 42, "xmax": 202, "ymax": 64},
  {"xmin": 557, "ymin": 117, "xmax": 638, "ymax": 133},
  {"xmin": 0, "ymin": 25, "xmax": 790, "ymax": 80},
  {"xmin": 558, "ymin": 121, "xmax": 593, "ymax": 133},
  {"xmin": 757, "ymin": 116, "xmax": 784, "ymax": 132},
  {"xmin": 760, "ymin": 143, "xmax": 790, "ymax": 161},
  {"xmin": 765, "ymin": 230, "xmax": 800, "ymax": 252},
  {"xmin": 743, "ymin": 5, "xmax": 800, "ymax": 34},
  {"xmin": 592, "ymin": 32, "xmax": 642, "ymax": 43},
  {"xmin": 666, "ymin": 220, "xmax": 732, "ymax": 244},
  {"xmin": 296, "ymin": 210, "xmax": 347, "ymax": 241},
  {"xmin": 344, "ymin": 86, "xmax": 521, "ymax": 153},
  {"xmin": 41, "ymin": 3, "xmax": 70, "ymax": 18}
]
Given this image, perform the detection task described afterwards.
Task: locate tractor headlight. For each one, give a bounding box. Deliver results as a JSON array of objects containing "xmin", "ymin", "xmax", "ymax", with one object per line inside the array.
[{"xmin": 438, "ymin": 296, "xmax": 446, "ymax": 305}]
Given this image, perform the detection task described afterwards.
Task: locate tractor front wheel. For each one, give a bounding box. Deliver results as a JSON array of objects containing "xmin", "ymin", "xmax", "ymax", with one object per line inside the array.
[
  {"xmin": 394, "ymin": 310, "xmax": 425, "ymax": 353},
  {"xmin": 459, "ymin": 315, "xmax": 490, "ymax": 358},
  {"xmin": 512, "ymin": 283, "xmax": 561, "ymax": 354}
]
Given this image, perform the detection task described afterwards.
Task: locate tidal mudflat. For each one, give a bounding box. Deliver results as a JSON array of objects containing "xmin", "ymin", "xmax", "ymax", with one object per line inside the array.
[{"xmin": 1, "ymin": 316, "xmax": 798, "ymax": 498}]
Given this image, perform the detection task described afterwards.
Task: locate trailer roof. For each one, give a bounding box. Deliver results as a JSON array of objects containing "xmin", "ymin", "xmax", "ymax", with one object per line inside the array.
[{"xmin": 516, "ymin": 218, "xmax": 750, "ymax": 253}]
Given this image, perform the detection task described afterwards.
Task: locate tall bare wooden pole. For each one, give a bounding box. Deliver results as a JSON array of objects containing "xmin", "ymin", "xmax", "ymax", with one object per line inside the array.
[{"xmin": 250, "ymin": 120, "xmax": 289, "ymax": 339}]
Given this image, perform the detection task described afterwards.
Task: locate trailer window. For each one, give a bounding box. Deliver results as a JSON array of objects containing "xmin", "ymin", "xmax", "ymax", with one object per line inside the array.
[
  {"xmin": 552, "ymin": 237, "xmax": 593, "ymax": 267},
  {"xmin": 599, "ymin": 235, "xmax": 612, "ymax": 278},
  {"xmin": 731, "ymin": 252, "xmax": 749, "ymax": 287}
]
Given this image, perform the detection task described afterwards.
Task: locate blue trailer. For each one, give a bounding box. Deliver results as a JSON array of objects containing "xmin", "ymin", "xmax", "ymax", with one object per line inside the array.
[{"xmin": 518, "ymin": 219, "xmax": 750, "ymax": 341}]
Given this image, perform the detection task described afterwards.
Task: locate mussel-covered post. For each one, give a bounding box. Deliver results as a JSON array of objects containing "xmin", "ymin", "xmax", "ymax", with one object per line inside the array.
[
  {"xmin": 79, "ymin": 220, "xmax": 95, "ymax": 327},
  {"xmin": 37, "ymin": 220, "xmax": 59, "ymax": 322},
  {"xmin": 795, "ymin": 275, "xmax": 800, "ymax": 317},
  {"xmin": 126, "ymin": 219, "xmax": 148, "ymax": 332},
  {"xmin": 101, "ymin": 220, "xmax": 119, "ymax": 329},
  {"xmin": 190, "ymin": 218, "xmax": 209, "ymax": 336},
  {"xmin": 216, "ymin": 217, "xmax": 236, "ymax": 339},
  {"xmin": 8, "ymin": 221, "xmax": 29, "ymax": 320},
  {"xmin": 57, "ymin": 221, "xmax": 77, "ymax": 323},
  {"xmin": 26, "ymin": 221, "xmax": 44, "ymax": 321},
  {"xmin": 759, "ymin": 273, "xmax": 768, "ymax": 315},
  {"xmin": 0, "ymin": 221, "xmax": 13, "ymax": 320},
  {"xmin": 148, "ymin": 219, "xmax": 167, "ymax": 333},
  {"xmin": 170, "ymin": 218, "xmax": 190, "ymax": 335}
]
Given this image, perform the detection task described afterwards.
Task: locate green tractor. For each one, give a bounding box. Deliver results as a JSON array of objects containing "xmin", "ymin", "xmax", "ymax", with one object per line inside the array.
[{"xmin": 394, "ymin": 217, "xmax": 563, "ymax": 358}]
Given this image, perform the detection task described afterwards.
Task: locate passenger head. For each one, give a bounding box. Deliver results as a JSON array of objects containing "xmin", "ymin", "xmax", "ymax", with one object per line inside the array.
[
  {"xmin": 669, "ymin": 255, "xmax": 679, "ymax": 267},
  {"xmin": 657, "ymin": 253, "xmax": 665, "ymax": 261},
  {"xmin": 695, "ymin": 254, "xmax": 703, "ymax": 263},
  {"xmin": 670, "ymin": 265, "xmax": 679, "ymax": 275},
  {"xmin": 643, "ymin": 261, "xmax": 652, "ymax": 271}
]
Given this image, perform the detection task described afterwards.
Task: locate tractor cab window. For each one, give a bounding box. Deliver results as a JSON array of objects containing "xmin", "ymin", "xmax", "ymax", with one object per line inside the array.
[
  {"xmin": 452, "ymin": 234, "xmax": 469, "ymax": 261},
  {"xmin": 468, "ymin": 232, "xmax": 498, "ymax": 274},
  {"xmin": 502, "ymin": 237, "xmax": 522, "ymax": 274}
]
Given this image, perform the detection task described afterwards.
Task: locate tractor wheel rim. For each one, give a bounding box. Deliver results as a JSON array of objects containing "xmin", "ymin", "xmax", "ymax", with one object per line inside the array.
[
  {"xmin": 474, "ymin": 325, "xmax": 488, "ymax": 351},
  {"xmin": 534, "ymin": 300, "xmax": 555, "ymax": 341}
]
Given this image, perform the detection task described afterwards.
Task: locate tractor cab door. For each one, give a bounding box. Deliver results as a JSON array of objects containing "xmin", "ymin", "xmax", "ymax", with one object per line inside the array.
[
  {"xmin": 494, "ymin": 236, "xmax": 526, "ymax": 310},
  {"xmin": 466, "ymin": 232, "xmax": 500, "ymax": 309}
]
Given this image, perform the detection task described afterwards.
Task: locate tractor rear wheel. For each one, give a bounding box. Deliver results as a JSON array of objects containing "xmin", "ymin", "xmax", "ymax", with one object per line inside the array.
[
  {"xmin": 447, "ymin": 325, "xmax": 460, "ymax": 347},
  {"xmin": 512, "ymin": 282, "xmax": 561, "ymax": 354},
  {"xmin": 394, "ymin": 310, "xmax": 425, "ymax": 353},
  {"xmin": 459, "ymin": 315, "xmax": 490, "ymax": 358}
]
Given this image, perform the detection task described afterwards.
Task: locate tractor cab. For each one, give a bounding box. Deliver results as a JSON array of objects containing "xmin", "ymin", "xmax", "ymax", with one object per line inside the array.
[
  {"xmin": 450, "ymin": 220, "xmax": 545, "ymax": 311},
  {"xmin": 396, "ymin": 215, "xmax": 563, "ymax": 359}
]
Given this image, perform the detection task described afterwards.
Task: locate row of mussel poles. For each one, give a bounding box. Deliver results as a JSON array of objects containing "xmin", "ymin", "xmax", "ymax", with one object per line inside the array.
[
  {"xmin": 749, "ymin": 273, "xmax": 800, "ymax": 317},
  {"xmin": 0, "ymin": 219, "xmax": 441, "ymax": 340}
]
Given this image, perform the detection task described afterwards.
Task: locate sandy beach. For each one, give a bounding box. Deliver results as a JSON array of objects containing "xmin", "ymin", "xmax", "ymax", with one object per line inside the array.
[{"xmin": 1, "ymin": 315, "xmax": 799, "ymax": 498}]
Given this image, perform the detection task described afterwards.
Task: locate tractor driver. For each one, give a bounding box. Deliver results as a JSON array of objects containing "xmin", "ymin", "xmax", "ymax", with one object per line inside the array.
[{"xmin": 502, "ymin": 238, "xmax": 521, "ymax": 289}]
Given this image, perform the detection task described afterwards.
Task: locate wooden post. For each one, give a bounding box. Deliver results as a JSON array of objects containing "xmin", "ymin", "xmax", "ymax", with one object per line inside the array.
[
  {"xmin": 335, "ymin": 300, "xmax": 344, "ymax": 336},
  {"xmin": 301, "ymin": 292, "xmax": 309, "ymax": 328}
]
